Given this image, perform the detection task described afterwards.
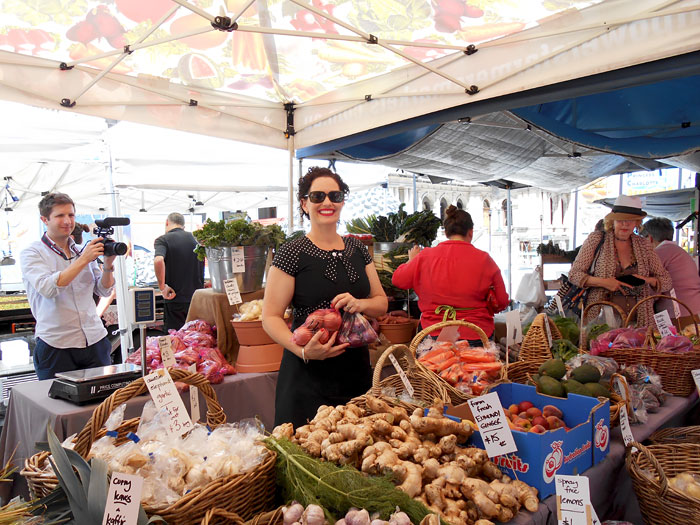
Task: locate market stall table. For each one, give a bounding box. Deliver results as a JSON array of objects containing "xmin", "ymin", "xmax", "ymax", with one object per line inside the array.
[
  {"xmin": 0, "ymin": 371, "xmax": 278, "ymax": 501},
  {"xmin": 186, "ymin": 287, "xmax": 265, "ymax": 362}
]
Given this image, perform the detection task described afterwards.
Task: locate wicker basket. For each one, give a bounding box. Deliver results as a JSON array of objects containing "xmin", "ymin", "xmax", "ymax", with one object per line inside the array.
[
  {"xmin": 21, "ymin": 369, "xmax": 276, "ymax": 524},
  {"xmin": 408, "ymin": 319, "xmax": 504, "ymax": 404},
  {"xmin": 626, "ymin": 441, "xmax": 700, "ymax": 525},
  {"xmin": 649, "ymin": 426, "xmax": 700, "ymax": 445},
  {"xmin": 352, "ymin": 344, "xmax": 452, "ymax": 413},
  {"xmin": 599, "ymin": 296, "xmax": 700, "ymax": 396},
  {"xmin": 202, "ymin": 506, "xmax": 284, "ymax": 525},
  {"xmin": 519, "ymin": 313, "xmax": 562, "ymax": 363},
  {"xmin": 504, "ymin": 360, "xmax": 541, "ymax": 384},
  {"xmin": 578, "ymin": 301, "xmax": 627, "ymax": 352}
]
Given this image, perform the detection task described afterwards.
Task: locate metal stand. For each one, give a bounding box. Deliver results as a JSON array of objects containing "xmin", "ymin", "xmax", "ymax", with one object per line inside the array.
[{"xmin": 140, "ymin": 324, "xmax": 147, "ymax": 377}]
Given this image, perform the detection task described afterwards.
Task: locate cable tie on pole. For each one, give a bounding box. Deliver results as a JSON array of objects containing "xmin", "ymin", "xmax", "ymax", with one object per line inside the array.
[
  {"xmin": 212, "ymin": 16, "xmax": 238, "ymax": 32},
  {"xmin": 465, "ymin": 85, "xmax": 479, "ymax": 95},
  {"xmin": 367, "ymin": 34, "xmax": 378, "ymax": 44},
  {"xmin": 123, "ymin": 45, "xmax": 133, "ymax": 55},
  {"xmin": 189, "ymin": 99, "xmax": 198, "ymax": 106},
  {"xmin": 464, "ymin": 45, "xmax": 478, "ymax": 55},
  {"xmin": 59, "ymin": 62, "xmax": 73, "ymax": 71},
  {"xmin": 60, "ymin": 98, "xmax": 76, "ymax": 108},
  {"xmin": 364, "ymin": 94, "xmax": 372, "ymax": 101}
]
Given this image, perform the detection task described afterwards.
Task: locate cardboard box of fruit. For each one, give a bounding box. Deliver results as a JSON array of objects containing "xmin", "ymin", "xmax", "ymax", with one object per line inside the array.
[{"xmin": 447, "ymin": 383, "xmax": 610, "ymax": 499}]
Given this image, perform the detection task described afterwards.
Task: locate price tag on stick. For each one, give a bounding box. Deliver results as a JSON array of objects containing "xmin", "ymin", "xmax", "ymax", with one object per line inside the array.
[
  {"xmin": 504, "ymin": 309, "xmax": 523, "ymax": 348},
  {"xmin": 692, "ymin": 369, "xmax": 700, "ymax": 396},
  {"xmin": 669, "ymin": 289, "xmax": 681, "ymax": 319},
  {"xmin": 468, "ymin": 392, "xmax": 517, "ymax": 458},
  {"xmin": 188, "ymin": 363, "xmax": 200, "ymax": 424},
  {"xmin": 544, "ymin": 315, "xmax": 553, "ymax": 348},
  {"xmin": 387, "ymin": 353, "xmax": 415, "ymax": 399},
  {"xmin": 554, "ymin": 295, "xmax": 565, "ymax": 317},
  {"xmin": 158, "ymin": 336, "xmax": 176, "ymax": 368},
  {"xmin": 555, "ymin": 475, "xmax": 593, "ymax": 525},
  {"xmin": 102, "ymin": 471, "xmax": 143, "ymax": 525},
  {"xmin": 232, "ymin": 247, "xmax": 245, "ymax": 273},
  {"xmin": 144, "ymin": 369, "xmax": 194, "ymax": 437},
  {"xmin": 223, "ymin": 278, "xmax": 242, "ymax": 305},
  {"xmin": 619, "ymin": 405, "xmax": 636, "ymax": 449},
  {"xmin": 653, "ymin": 310, "xmax": 673, "ymax": 338}
]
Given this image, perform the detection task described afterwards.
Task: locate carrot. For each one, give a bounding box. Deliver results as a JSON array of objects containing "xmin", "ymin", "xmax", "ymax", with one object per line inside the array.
[
  {"xmin": 459, "ymin": 22, "xmax": 526, "ymax": 42},
  {"xmin": 434, "ymin": 355, "xmax": 460, "ymax": 373},
  {"xmin": 440, "ymin": 363, "xmax": 462, "ymax": 385},
  {"xmin": 418, "ymin": 346, "xmax": 456, "ymax": 364},
  {"xmin": 457, "ymin": 349, "xmax": 498, "ymax": 363}
]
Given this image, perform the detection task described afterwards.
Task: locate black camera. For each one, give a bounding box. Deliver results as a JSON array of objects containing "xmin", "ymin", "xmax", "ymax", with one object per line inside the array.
[{"xmin": 93, "ymin": 217, "xmax": 130, "ymax": 257}]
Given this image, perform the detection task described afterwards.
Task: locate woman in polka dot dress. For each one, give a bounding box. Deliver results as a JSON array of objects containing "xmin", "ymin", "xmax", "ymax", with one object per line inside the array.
[{"xmin": 263, "ymin": 167, "xmax": 388, "ymax": 428}]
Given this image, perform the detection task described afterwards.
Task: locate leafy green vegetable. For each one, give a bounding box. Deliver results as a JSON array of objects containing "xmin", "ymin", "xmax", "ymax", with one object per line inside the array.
[
  {"xmin": 265, "ymin": 436, "xmax": 439, "ymax": 525},
  {"xmin": 551, "ymin": 339, "xmax": 579, "ymax": 362},
  {"xmin": 192, "ymin": 218, "xmax": 287, "ymax": 261},
  {"xmin": 552, "ymin": 316, "xmax": 580, "ymax": 346}
]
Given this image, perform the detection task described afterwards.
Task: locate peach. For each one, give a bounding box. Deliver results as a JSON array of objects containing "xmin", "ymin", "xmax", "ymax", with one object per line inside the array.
[
  {"xmin": 518, "ymin": 401, "xmax": 535, "ymax": 412},
  {"xmin": 546, "ymin": 416, "xmax": 565, "ymax": 430},
  {"xmin": 514, "ymin": 419, "xmax": 532, "ymax": 430},
  {"xmin": 532, "ymin": 416, "xmax": 548, "ymax": 429},
  {"xmin": 526, "ymin": 407, "xmax": 542, "ymax": 419},
  {"xmin": 543, "ymin": 405, "xmax": 563, "ymax": 419},
  {"xmin": 529, "ymin": 424, "xmax": 546, "ymax": 434},
  {"xmin": 518, "ymin": 411, "xmax": 529, "ymax": 421},
  {"xmin": 508, "ymin": 404, "xmax": 520, "ymax": 416}
]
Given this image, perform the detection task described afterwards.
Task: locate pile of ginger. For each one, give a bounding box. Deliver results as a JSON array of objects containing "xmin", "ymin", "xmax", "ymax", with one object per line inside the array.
[{"xmin": 272, "ymin": 396, "xmax": 539, "ymax": 525}]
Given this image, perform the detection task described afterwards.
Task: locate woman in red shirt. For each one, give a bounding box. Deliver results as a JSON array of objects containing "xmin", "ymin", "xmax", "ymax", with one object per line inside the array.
[{"xmin": 392, "ymin": 205, "xmax": 509, "ymax": 343}]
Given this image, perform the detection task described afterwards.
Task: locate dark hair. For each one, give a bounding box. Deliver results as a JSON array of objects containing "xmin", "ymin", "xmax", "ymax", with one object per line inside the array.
[
  {"xmin": 444, "ymin": 205, "xmax": 473, "ymax": 237},
  {"xmin": 38, "ymin": 192, "xmax": 74, "ymax": 218},
  {"xmin": 640, "ymin": 217, "xmax": 674, "ymax": 242},
  {"xmin": 297, "ymin": 166, "xmax": 349, "ymax": 220},
  {"xmin": 71, "ymin": 223, "xmax": 90, "ymax": 244},
  {"xmin": 167, "ymin": 212, "xmax": 185, "ymax": 226}
]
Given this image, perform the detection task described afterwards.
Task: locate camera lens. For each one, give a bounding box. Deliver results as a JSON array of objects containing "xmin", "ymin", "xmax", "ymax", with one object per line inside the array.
[{"xmin": 104, "ymin": 239, "xmax": 128, "ymax": 257}]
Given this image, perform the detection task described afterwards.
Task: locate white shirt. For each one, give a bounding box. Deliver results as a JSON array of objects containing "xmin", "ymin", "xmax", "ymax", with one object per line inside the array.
[{"xmin": 20, "ymin": 237, "xmax": 112, "ymax": 348}]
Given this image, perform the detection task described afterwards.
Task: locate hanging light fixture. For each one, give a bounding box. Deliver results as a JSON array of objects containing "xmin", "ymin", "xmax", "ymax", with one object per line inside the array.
[
  {"xmin": 139, "ymin": 191, "xmax": 147, "ymax": 212},
  {"xmin": 195, "ymin": 191, "xmax": 204, "ymax": 206}
]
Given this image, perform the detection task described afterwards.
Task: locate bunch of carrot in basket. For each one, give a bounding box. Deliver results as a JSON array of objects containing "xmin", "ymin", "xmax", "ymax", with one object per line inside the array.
[{"xmin": 417, "ymin": 340, "xmax": 503, "ymax": 395}]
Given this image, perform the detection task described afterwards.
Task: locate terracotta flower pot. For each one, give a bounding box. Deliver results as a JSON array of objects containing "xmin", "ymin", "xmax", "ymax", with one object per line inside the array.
[
  {"xmin": 379, "ymin": 320, "xmax": 417, "ymax": 344},
  {"xmin": 236, "ymin": 344, "xmax": 284, "ymax": 373},
  {"xmin": 231, "ymin": 319, "xmax": 274, "ymax": 346}
]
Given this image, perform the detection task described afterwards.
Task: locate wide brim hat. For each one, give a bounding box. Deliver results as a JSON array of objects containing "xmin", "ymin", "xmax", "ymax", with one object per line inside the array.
[{"xmin": 605, "ymin": 195, "xmax": 647, "ymax": 221}]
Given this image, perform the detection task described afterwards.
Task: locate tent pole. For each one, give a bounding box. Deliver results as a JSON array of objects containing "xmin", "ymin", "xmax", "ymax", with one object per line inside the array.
[
  {"xmin": 507, "ymin": 184, "xmax": 512, "ymax": 300},
  {"xmin": 573, "ymin": 189, "xmax": 579, "ymax": 248},
  {"xmin": 413, "ymin": 173, "xmax": 417, "ymax": 212},
  {"xmin": 288, "ymin": 137, "xmax": 295, "ymax": 234},
  {"xmin": 104, "ymin": 131, "xmax": 134, "ymax": 363}
]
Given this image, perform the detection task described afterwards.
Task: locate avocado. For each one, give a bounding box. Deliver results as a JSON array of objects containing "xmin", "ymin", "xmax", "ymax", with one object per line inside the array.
[
  {"xmin": 528, "ymin": 374, "xmax": 540, "ymax": 386},
  {"xmin": 584, "ymin": 382, "xmax": 612, "ymax": 399},
  {"xmin": 562, "ymin": 379, "xmax": 585, "ymax": 393},
  {"xmin": 538, "ymin": 358, "xmax": 567, "ymax": 380},
  {"xmin": 538, "ymin": 375, "xmax": 566, "ymax": 398},
  {"xmin": 570, "ymin": 363, "xmax": 601, "ymax": 384}
]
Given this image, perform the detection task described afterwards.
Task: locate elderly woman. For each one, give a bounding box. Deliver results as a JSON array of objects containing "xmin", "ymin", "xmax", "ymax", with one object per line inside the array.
[
  {"xmin": 570, "ymin": 195, "xmax": 672, "ymax": 326},
  {"xmin": 640, "ymin": 217, "xmax": 700, "ymax": 327},
  {"xmin": 392, "ymin": 205, "xmax": 509, "ymax": 343}
]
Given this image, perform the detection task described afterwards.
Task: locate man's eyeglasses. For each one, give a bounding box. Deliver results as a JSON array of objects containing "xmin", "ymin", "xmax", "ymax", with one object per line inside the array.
[{"xmin": 305, "ymin": 191, "xmax": 345, "ymax": 203}]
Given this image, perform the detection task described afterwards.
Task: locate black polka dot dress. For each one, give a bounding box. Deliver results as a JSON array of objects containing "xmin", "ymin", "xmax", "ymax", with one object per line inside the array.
[{"xmin": 272, "ymin": 235, "xmax": 373, "ymax": 428}]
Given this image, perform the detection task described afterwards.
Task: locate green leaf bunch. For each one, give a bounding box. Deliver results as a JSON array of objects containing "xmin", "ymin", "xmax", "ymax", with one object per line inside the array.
[
  {"xmin": 347, "ymin": 204, "xmax": 441, "ymax": 247},
  {"xmin": 265, "ymin": 437, "xmax": 436, "ymax": 525},
  {"xmin": 193, "ymin": 219, "xmax": 287, "ymax": 261}
]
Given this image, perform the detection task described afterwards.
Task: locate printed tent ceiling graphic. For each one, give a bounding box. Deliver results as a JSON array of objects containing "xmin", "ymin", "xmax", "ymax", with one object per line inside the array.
[{"xmin": 1, "ymin": 0, "xmax": 699, "ymax": 169}]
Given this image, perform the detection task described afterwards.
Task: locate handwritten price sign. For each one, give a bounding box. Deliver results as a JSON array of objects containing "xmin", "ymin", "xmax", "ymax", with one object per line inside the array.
[
  {"xmin": 468, "ymin": 392, "xmax": 517, "ymax": 458},
  {"xmin": 555, "ymin": 475, "xmax": 593, "ymax": 525},
  {"xmin": 223, "ymin": 278, "xmax": 242, "ymax": 305},
  {"xmin": 102, "ymin": 472, "xmax": 143, "ymax": 525},
  {"xmin": 157, "ymin": 336, "xmax": 176, "ymax": 368},
  {"xmin": 144, "ymin": 370, "xmax": 193, "ymax": 437},
  {"xmin": 232, "ymin": 247, "xmax": 245, "ymax": 273}
]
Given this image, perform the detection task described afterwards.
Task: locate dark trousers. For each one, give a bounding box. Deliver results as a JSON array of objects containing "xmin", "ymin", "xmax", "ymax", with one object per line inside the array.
[
  {"xmin": 163, "ymin": 302, "xmax": 190, "ymax": 332},
  {"xmin": 33, "ymin": 336, "xmax": 112, "ymax": 380}
]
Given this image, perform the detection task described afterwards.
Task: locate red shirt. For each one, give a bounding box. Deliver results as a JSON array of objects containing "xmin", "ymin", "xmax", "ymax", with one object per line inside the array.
[{"xmin": 392, "ymin": 240, "xmax": 509, "ymax": 340}]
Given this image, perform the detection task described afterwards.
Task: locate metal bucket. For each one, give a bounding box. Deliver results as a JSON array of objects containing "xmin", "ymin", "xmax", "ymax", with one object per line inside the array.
[{"xmin": 206, "ymin": 245, "xmax": 269, "ymax": 293}]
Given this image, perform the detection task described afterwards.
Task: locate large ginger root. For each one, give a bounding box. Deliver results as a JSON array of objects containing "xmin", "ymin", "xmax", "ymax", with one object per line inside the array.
[
  {"xmin": 409, "ymin": 414, "xmax": 473, "ymax": 440},
  {"xmin": 365, "ymin": 395, "xmax": 409, "ymax": 422},
  {"xmin": 511, "ymin": 479, "xmax": 539, "ymax": 512}
]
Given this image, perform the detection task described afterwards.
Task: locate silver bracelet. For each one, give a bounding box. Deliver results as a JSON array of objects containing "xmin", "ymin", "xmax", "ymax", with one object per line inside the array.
[
  {"xmin": 301, "ymin": 347, "xmax": 309, "ymax": 364},
  {"xmin": 103, "ymin": 267, "xmax": 115, "ymax": 273}
]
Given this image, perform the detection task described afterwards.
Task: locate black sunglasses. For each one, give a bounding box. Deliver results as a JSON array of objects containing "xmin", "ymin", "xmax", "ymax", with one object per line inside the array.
[{"xmin": 305, "ymin": 191, "xmax": 345, "ymax": 203}]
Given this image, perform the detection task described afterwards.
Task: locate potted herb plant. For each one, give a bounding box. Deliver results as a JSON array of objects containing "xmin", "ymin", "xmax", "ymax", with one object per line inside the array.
[{"xmin": 193, "ymin": 218, "xmax": 286, "ymax": 293}]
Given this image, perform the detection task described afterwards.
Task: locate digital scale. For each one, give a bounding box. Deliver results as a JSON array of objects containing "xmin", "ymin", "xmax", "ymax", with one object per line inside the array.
[
  {"xmin": 48, "ymin": 287, "xmax": 156, "ymax": 405},
  {"xmin": 48, "ymin": 363, "xmax": 142, "ymax": 404}
]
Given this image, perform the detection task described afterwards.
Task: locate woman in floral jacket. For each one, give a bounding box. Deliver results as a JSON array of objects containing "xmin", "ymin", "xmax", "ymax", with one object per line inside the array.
[{"xmin": 569, "ymin": 195, "xmax": 671, "ymax": 327}]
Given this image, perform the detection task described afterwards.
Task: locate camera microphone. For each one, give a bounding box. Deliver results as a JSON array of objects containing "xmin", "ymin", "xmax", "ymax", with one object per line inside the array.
[{"xmin": 95, "ymin": 217, "xmax": 131, "ymax": 228}]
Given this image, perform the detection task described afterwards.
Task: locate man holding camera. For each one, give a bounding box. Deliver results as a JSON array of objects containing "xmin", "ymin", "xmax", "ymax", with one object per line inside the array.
[
  {"xmin": 154, "ymin": 212, "xmax": 204, "ymax": 332},
  {"xmin": 20, "ymin": 193, "xmax": 116, "ymax": 380}
]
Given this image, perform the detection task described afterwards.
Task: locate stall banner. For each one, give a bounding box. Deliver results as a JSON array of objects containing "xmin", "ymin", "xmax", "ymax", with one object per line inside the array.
[{"xmin": 450, "ymin": 383, "xmax": 609, "ymax": 499}]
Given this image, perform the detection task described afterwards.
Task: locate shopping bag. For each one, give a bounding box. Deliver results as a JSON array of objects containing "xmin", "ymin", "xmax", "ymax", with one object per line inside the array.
[{"xmin": 337, "ymin": 311, "xmax": 378, "ymax": 347}]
